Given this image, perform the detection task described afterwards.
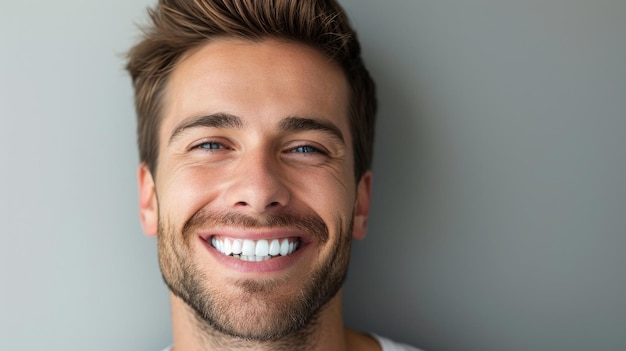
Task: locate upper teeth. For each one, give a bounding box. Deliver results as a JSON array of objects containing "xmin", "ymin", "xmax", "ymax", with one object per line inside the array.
[{"xmin": 211, "ymin": 237, "xmax": 299, "ymax": 261}]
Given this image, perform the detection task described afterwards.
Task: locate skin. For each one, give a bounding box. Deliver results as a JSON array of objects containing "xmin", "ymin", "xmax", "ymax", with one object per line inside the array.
[{"xmin": 138, "ymin": 38, "xmax": 378, "ymax": 351}]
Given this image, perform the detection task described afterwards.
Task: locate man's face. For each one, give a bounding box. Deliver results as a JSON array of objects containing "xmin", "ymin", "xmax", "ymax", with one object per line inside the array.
[{"xmin": 138, "ymin": 38, "xmax": 371, "ymax": 340}]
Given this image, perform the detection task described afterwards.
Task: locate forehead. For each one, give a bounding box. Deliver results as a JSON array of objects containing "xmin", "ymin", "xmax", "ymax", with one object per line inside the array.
[{"xmin": 160, "ymin": 38, "xmax": 351, "ymax": 140}]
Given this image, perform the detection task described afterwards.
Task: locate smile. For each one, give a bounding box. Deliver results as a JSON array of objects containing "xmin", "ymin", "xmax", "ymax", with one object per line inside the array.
[{"xmin": 210, "ymin": 236, "xmax": 301, "ymax": 262}]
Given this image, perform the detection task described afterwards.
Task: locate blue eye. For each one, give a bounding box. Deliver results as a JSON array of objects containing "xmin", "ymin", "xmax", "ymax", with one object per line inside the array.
[
  {"xmin": 292, "ymin": 145, "xmax": 319, "ymax": 153},
  {"xmin": 197, "ymin": 142, "xmax": 224, "ymax": 150}
]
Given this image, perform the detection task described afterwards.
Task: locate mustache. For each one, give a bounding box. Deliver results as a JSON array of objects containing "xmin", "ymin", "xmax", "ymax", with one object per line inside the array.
[{"xmin": 182, "ymin": 209, "xmax": 329, "ymax": 243}]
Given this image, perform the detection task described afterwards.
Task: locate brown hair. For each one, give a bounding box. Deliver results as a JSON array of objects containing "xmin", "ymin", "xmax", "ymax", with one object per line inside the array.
[{"xmin": 126, "ymin": 0, "xmax": 376, "ymax": 180}]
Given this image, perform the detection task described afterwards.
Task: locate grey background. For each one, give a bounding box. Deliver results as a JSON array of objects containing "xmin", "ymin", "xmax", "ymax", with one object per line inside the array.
[{"xmin": 1, "ymin": 1, "xmax": 624, "ymax": 350}]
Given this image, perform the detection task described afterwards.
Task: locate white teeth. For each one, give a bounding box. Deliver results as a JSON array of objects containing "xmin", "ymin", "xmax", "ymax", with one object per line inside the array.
[
  {"xmin": 269, "ymin": 239, "xmax": 280, "ymax": 256},
  {"xmin": 231, "ymin": 239, "xmax": 242, "ymax": 255},
  {"xmin": 237, "ymin": 255, "xmax": 271, "ymax": 262},
  {"xmin": 242, "ymin": 240, "xmax": 255, "ymax": 256},
  {"xmin": 255, "ymin": 239, "xmax": 269, "ymax": 257},
  {"xmin": 223, "ymin": 238, "xmax": 232, "ymax": 256},
  {"xmin": 211, "ymin": 237, "xmax": 299, "ymax": 261},
  {"xmin": 280, "ymin": 239, "xmax": 289, "ymax": 256}
]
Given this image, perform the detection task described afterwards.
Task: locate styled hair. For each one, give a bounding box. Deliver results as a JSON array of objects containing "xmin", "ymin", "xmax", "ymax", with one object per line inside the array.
[{"xmin": 126, "ymin": 0, "xmax": 376, "ymax": 180}]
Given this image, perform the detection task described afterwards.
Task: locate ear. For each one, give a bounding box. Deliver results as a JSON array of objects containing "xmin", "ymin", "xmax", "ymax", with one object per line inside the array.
[
  {"xmin": 352, "ymin": 171, "xmax": 372, "ymax": 240},
  {"xmin": 138, "ymin": 163, "xmax": 158, "ymax": 236}
]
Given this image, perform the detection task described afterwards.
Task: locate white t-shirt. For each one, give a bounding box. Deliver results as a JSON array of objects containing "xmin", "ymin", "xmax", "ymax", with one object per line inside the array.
[
  {"xmin": 160, "ymin": 334, "xmax": 422, "ymax": 351},
  {"xmin": 373, "ymin": 334, "xmax": 423, "ymax": 351}
]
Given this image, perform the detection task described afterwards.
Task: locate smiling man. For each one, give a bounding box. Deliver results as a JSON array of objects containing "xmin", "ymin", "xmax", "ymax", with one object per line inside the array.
[{"xmin": 126, "ymin": 1, "xmax": 419, "ymax": 350}]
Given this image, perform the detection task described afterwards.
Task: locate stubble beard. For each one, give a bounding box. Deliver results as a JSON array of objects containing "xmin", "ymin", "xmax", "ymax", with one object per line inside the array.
[{"xmin": 157, "ymin": 208, "xmax": 353, "ymax": 344}]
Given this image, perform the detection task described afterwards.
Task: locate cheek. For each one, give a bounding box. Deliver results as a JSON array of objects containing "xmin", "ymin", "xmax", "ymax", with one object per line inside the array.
[
  {"xmin": 158, "ymin": 164, "xmax": 223, "ymax": 225},
  {"xmin": 290, "ymin": 170, "xmax": 356, "ymax": 227}
]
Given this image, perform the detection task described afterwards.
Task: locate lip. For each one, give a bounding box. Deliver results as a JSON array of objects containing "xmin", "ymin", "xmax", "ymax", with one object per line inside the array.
[{"xmin": 199, "ymin": 235, "xmax": 310, "ymax": 273}]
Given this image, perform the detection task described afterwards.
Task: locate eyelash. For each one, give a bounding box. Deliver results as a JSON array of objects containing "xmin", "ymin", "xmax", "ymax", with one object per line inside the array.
[
  {"xmin": 189, "ymin": 141, "xmax": 328, "ymax": 156},
  {"xmin": 288, "ymin": 145, "xmax": 323, "ymax": 154},
  {"xmin": 190, "ymin": 141, "xmax": 227, "ymax": 151}
]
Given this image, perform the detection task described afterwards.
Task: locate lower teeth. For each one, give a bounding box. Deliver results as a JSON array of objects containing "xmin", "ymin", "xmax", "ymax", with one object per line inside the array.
[{"xmin": 233, "ymin": 254, "xmax": 273, "ymax": 262}]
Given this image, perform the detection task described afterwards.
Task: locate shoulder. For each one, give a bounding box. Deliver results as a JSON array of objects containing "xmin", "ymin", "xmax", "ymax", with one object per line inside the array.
[{"xmin": 372, "ymin": 334, "xmax": 424, "ymax": 351}]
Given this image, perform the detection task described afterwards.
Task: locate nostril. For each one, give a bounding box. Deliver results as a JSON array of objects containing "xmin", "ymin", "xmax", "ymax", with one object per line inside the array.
[{"xmin": 232, "ymin": 201, "xmax": 281, "ymax": 209}]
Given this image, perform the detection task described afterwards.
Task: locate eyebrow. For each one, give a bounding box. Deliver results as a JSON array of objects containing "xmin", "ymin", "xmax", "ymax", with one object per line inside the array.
[
  {"xmin": 279, "ymin": 116, "xmax": 345, "ymax": 145},
  {"xmin": 168, "ymin": 113, "xmax": 345, "ymax": 145},
  {"xmin": 168, "ymin": 113, "xmax": 243, "ymax": 145}
]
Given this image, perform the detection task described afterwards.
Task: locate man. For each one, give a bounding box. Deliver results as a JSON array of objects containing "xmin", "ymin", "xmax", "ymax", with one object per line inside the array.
[{"xmin": 126, "ymin": 0, "xmax": 420, "ymax": 350}]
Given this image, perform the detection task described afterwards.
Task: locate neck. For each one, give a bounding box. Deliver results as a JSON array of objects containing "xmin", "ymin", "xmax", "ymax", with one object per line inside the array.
[{"xmin": 170, "ymin": 291, "xmax": 350, "ymax": 351}]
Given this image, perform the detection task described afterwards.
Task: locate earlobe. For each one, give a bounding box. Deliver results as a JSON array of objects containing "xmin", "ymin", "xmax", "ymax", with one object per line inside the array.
[
  {"xmin": 352, "ymin": 171, "xmax": 372, "ymax": 240},
  {"xmin": 138, "ymin": 163, "xmax": 158, "ymax": 236}
]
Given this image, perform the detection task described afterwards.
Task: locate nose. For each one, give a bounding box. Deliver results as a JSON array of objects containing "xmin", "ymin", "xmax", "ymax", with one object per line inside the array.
[{"xmin": 223, "ymin": 151, "xmax": 290, "ymax": 214}]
